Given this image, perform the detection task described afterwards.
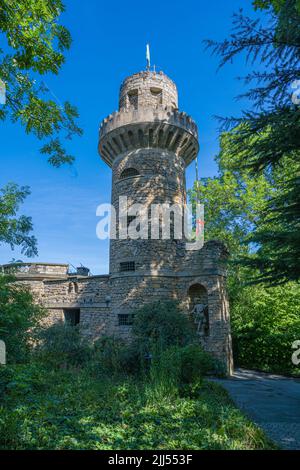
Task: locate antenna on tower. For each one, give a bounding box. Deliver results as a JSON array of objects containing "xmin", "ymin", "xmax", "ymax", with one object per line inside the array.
[
  {"xmin": 195, "ymin": 152, "xmax": 200, "ymax": 203},
  {"xmin": 146, "ymin": 43, "xmax": 151, "ymax": 70}
]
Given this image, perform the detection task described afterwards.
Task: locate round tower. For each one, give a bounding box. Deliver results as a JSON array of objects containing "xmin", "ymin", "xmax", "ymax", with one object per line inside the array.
[
  {"xmin": 99, "ymin": 70, "xmax": 199, "ymax": 276},
  {"xmin": 98, "ymin": 69, "xmax": 232, "ymax": 374}
]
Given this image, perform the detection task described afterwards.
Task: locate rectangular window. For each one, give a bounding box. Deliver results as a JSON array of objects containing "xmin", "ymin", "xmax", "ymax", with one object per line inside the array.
[
  {"xmin": 127, "ymin": 89, "xmax": 138, "ymax": 109},
  {"xmin": 118, "ymin": 314, "xmax": 135, "ymax": 326},
  {"xmin": 64, "ymin": 308, "xmax": 80, "ymax": 326},
  {"xmin": 120, "ymin": 261, "xmax": 135, "ymax": 272}
]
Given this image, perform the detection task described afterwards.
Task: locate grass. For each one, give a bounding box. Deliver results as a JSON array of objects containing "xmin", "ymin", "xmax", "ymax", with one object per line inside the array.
[{"xmin": 0, "ymin": 363, "xmax": 276, "ymax": 450}]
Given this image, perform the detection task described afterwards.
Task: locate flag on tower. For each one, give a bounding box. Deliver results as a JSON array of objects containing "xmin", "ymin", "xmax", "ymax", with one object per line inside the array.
[{"xmin": 146, "ymin": 44, "xmax": 150, "ymax": 70}]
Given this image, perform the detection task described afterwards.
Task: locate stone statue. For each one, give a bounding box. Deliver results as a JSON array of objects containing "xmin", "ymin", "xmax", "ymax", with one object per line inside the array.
[{"xmin": 191, "ymin": 300, "xmax": 209, "ymax": 336}]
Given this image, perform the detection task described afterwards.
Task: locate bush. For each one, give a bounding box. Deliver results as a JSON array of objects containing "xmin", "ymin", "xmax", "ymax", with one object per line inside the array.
[
  {"xmin": 150, "ymin": 343, "xmax": 224, "ymax": 389},
  {"xmin": 144, "ymin": 342, "xmax": 225, "ymax": 403},
  {"xmin": 0, "ymin": 274, "xmax": 44, "ymax": 363},
  {"xmin": 0, "ymin": 365, "xmax": 14, "ymax": 399},
  {"xmin": 90, "ymin": 301, "xmax": 223, "ymax": 383},
  {"xmin": 132, "ymin": 300, "xmax": 195, "ymax": 352},
  {"xmin": 178, "ymin": 343, "xmax": 225, "ymax": 381},
  {"xmin": 231, "ymin": 282, "xmax": 300, "ymax": 375},
  {"xmin": 35, "ymin": 323, "xmax": 92, "ymax": 368},
  {"xmin": 147, "ymin": 345, "xmax": 182, "ymax": 399},
  {"xmin": 92, "ymin": 336, "xmax": 142, "ymax": 376}
]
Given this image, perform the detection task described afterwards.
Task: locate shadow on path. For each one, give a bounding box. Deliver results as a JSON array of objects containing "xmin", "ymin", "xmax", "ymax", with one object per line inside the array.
[{"xmin": 210, "ymin": 368, "xmax": 300, "ymax": 450}]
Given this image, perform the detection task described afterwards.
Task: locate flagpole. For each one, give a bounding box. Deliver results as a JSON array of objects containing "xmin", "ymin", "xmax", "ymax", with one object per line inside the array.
[{"xmin": 146, "ymin": 44, "xmax": 150, "ymax": 71}]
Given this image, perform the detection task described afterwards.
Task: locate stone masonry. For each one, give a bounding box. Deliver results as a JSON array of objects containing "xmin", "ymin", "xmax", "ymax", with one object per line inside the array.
[{"xmin": 1, "ymin": 69, "xmax": 233, "ymax": 374}]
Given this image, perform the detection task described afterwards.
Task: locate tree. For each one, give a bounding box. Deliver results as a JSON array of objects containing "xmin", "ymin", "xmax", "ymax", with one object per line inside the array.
[
  {"xmin": 189, "ymin": 132, "xmax": 300, "ymax": 374},
  {"xmin": 190, "ymin": 128, "xmax": 299, "ymax": 283},
  {"xmin": 231, "ymin": 282, "xmax": 300, "ymax": 375},
  {"xmin": 205, "ymin": 0, "xmax": 300, "ymax": 284},
  {"xmin": 0, "ymin": 182, "xmax": 37, "ymax": 256},
  {"xmin": 190, "ymin": 129, "xmax": 272, "ymax": 260},
  {"xmin": 0, "ymin": 274, "xmax": 44, "ymax": 362},
  {"xmin": 253, "ymin": 0, "xmax": 300, "ymax": 13},
  {"xmin": 0, "ymin": 0, "xmax": 82, "ymax": 166}
]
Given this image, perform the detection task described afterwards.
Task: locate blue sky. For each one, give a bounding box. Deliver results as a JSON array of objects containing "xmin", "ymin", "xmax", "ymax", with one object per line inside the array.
[{"xmin": 0, "ymin": 0, "xmax": 261, "ymax": 274}]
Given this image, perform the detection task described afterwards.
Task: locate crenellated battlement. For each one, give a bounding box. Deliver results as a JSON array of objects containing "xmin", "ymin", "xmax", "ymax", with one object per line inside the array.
[
  {"xmin": 1, "ymin": 262, "xmax": 69, "ymax": 280},
  {"xmin": 119, "ymin": 70, "xmax": 178, "ymax": 111},
  {"xmin": 98, "ymin": 106, "xmax": 199, "ymax": 167},
  {"xmin": 100, "ymin": 106, "xmax": 198, "ymax": 137}
]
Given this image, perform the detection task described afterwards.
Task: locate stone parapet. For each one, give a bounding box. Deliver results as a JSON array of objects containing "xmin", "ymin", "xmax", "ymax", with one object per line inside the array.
[
  {"xmin": 99, "ymin": 107, "xmax": 199, "ymax": 167},
  {"xmin": 0, "ymin": 262, "xmax": 69, "ymax": 280},
  {"xmin": 119, "ymin": 70, "xmax": 178, "ymax": 110}
]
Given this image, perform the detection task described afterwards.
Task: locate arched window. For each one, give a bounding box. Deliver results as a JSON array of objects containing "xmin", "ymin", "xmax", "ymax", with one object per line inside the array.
[
  {"xmin": 120, "ymin": 168, "xmax": 140, "ymax": 179},
  {"xmin": 68, "ymin": 281, "xmax": 78, "ymax": 294}
]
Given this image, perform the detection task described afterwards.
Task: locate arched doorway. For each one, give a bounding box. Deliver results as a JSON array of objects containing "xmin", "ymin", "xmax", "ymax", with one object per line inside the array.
[{"xmin": 188, "ymin": 284, "xmax": 209, "ymax": 337}]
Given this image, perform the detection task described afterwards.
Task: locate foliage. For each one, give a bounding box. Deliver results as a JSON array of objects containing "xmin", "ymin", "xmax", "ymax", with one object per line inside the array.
[
  {"xmin": 205, "ymin": 0, "xmax": 300, "ymax": 285},
  {"xmin": 0, "ymin": 302, "xmax": 274, "ymax": 449},
  {"xmin": 190, "ymin": 128, "xmax": 300, "ymax": 285},
  {"xmin": 231, "ymin": 283, "xmax": 300, "ymax": 375},
  {"xmin": 178, "ymin": 344, "xmax": 225, "ymax": 381},
  {"xmin": 253, "ymin": 0, "xmax": 300, "ymax": 14},
  {"xmin": 0, "ymin": 0, "xmax": 82, "ymax": 165},
  {"xmin": 0, "ymin": 182, "xmax": 37, "ymax": 256},
  {"xmin": 35, "ymin": 323, "xmax": 93, "ymax": 368},
  {"xmin": 190, "ymin": 129, "xmax": 272, "ymax": 260},
  {"xmin": 148, "ymin": 344, "xmax": 225, "ymax": 401},
  {"xmin": 0, "ymin": 274, "xmax": 44, "ymax": 363},
  {"xmin": 0, "ymin": 362, "xmax": 275, "ymax": 450},
  {"xmin": 189, "ymin": 132, "xmax": 300, "ymax": 375},
  {"xmin": 147, "ymin": 345, "xmax": 182, "ymax": 399},
  {"xmin": 132, "ymin": 301, "xmax": 195, "ymax": 352},
  {"xmin": 91, "ymin": 336, "xmax": 142, "ymax": 376}
]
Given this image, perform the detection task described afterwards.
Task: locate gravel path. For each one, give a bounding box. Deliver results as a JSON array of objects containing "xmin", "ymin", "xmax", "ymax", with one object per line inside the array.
[{"xmin": 211, "ymin": 368, "xmax": 300, "ymax": 449}]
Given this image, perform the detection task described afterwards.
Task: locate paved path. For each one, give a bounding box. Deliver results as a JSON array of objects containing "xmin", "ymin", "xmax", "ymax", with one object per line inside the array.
[{"xmin": 211, "ymin": 368, "xmax": 300, "ymax": 449}]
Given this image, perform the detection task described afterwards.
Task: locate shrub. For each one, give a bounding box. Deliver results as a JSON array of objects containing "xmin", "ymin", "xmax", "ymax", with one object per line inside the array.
[
  {"xmin": 92, "ymin": 336, "xmax": 141, "ymax": 375},
  {"xmin": 0, "ymin": 274, "xmax": 44, "ymax": 363},
  {"xmin": 35, "ymin": 323, "xmax": 92, "ymax": 368},
  {"xmin": 178, "ymin": 343, "xmax": 223, "ymax": 382},
  {"xmin": 148, "ymin": 345, "xmax": 182, "ymax": 399},
  {"xmin": 231, "ymin": 282, "xmax": 300, "ymax": 375},
  {"xmin": 145, "ymin": 343, "xmax": 225, "ymax": 403},
  {"xmin": 132, "ymin": 300, "xmax": 195, "ymax": 352},
  {"xmin": 0, "ymin": 365, "xmax": 14, "ymax": 399}
]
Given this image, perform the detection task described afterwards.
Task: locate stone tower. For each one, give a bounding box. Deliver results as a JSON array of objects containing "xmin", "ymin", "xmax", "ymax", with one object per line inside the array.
[
  {"xmin": 99, "ymin": 70, "xmax": 233, "ymax": 373},
  {"xmin": 0, "ymin": 68, "xmax": 233, "ymax": 374}
]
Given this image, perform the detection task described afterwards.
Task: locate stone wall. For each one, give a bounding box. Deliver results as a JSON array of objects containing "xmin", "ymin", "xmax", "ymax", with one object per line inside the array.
[
  {"xmin": 1, "ymin": 262, "xmax": 68, "ymax": 279},
  {"xmin": 110, "ymin": 148, "xmax": 186, "ymax": 275},
  {"xmin": 119, "ymin": 71, "xmax": 178, "ymax": 110},
  {"xmin": 108, "ymin": 240, "xmax": 233, "ymax": 373}
]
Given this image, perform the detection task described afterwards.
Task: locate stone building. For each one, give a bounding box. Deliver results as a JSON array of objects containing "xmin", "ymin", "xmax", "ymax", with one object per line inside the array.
[{"xmin": 1, "ymin": 69, "xmax": 233, "ymax": 373}]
